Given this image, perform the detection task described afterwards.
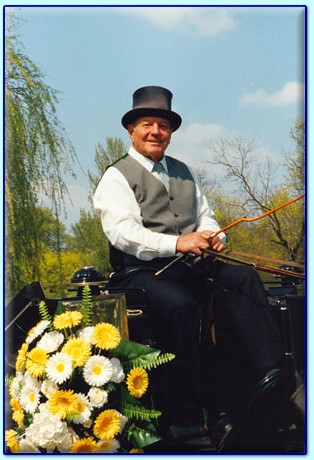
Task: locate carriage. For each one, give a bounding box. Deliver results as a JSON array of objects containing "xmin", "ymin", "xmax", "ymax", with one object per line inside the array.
[{"xmin": 5, "ymin": 263, "xmax": 305, "ymax": 453}]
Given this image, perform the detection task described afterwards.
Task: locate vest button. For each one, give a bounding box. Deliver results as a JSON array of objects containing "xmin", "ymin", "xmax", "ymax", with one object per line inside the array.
[
  {"xmin": 169, "ymin": 196, "xmax": 174, "ymax": 200},
  {"xmin": 174, "ymin": 213, "xmax": 179, "ymax": 218}
]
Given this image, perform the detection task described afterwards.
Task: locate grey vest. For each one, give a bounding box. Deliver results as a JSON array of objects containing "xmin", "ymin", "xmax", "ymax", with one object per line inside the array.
[{"xmin": 109, "ymin": 154, "xmax": 198, "ymax": 270}]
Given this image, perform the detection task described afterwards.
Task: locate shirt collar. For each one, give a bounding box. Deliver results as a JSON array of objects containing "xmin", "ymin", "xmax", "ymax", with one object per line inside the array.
[{"xmin": 129, "ymin": 146, "xmax": 168, "ymax": 173}]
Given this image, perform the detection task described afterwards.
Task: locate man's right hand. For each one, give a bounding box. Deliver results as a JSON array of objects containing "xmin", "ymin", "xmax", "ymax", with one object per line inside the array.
[{"xmin": 176, "ymin": 231, "xmax": 225, "ymax": 256}]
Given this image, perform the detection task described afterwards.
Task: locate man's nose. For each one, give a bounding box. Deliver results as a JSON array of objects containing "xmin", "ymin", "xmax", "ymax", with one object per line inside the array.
[{"xmin": 151, "ymin": 123, "xmax": 162, "ymax": 134}]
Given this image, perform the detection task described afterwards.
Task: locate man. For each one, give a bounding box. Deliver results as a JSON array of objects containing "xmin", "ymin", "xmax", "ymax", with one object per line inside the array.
[{"xmin": 93, "ymin": 86, "xmax": 291, "ymax": 450}]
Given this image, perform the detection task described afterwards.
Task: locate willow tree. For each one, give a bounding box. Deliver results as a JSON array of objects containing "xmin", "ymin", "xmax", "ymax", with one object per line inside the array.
[{"xmin": 5, "ymin": 16, "xmax": 77, "ymax": 299}]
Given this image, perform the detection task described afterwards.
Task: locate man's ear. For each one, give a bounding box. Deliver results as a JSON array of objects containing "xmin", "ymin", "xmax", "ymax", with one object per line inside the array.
[{"xmin": 127, "ymin": 124, "xmax": 134, "ymax": 138}]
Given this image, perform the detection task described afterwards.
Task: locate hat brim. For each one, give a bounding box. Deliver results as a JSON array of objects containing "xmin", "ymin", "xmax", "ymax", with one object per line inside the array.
[{"xmin": 121, "ymin": 108, "xmax": 182, "ymax": 132}]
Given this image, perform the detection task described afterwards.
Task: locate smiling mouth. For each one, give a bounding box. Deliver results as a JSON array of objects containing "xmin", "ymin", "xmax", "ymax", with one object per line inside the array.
[{"xmin": 147, "ymin": 140, "xmax": 162, "ymax": 145}]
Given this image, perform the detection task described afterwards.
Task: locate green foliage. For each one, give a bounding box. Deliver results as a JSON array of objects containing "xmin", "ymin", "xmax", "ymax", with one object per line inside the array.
[
  {"xmin": 87, "ymin": 137, "xmax": 127, "ymax": 196},
  {"xmin": 69, "ymin": 209, "xmax": 112, "ymax": 277},
  {"xmin": 112, "ymin": 339, "xmax": 175, "ymax": 373},
  {"xmin": 127, "ymin": 423, "xmax": 162, "ymax": 449}
]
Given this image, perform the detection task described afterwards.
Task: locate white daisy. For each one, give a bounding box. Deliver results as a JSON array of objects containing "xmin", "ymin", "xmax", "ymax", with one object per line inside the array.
[
  {"xmin": 19, "ymin": 384, "xmax": 40, "ymax": 413},
  {"xmin": 26, "ymin": 320, "xmax": 50, "ymax": 344},
  {"xmin": 97, "ymin": 438, "xmax": 120, "ymax": 453},
  {"xmin": 36, "ymin": 331, "xmax": 64, "ymax": 353},
  {"xmin": 46, "ymin": 352, "xmax": 73, "ymax": 384},
  {"xmin": 88, "ymin": 387, "xmax": 108, "ymax": 408},
  {"xmin": 41, "ymin": 379, "xmax": 59, "ymax": 398},
  {"xmin": 83, "ymin": 355, "xmax": 113, "ymax": 387},
  {"xmin": 10, "ymin": 373, "xmax": 24, "ymax": 398},
  {"xmin": 110, "ymin": 358, "xmax": 125, "ymax": 383},
  {"xmin": 71, "ymin": 392, "xmax": 91, "ymax": 425},
  {"xmin": 78, "ymin": 326, "xmax": 94, "ymax": 343}
]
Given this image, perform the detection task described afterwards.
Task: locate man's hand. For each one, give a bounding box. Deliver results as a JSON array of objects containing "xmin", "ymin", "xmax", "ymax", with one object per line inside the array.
[{"xmin": 176, "ymin": 230, "xmax": 225, "ymax": 256}]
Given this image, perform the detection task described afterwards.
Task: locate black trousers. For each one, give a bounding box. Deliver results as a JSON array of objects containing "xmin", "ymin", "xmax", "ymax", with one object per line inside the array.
[{"xmin": 108, "ymin": 257, "xmax": 284, "ymax": 419}]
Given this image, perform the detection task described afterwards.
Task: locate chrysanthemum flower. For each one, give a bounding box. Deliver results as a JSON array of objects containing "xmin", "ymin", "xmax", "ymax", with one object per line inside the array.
[
  {"xmin": 24, "ymin": 405, "xmax": 73, "ymax": 452},
  {"xmin": 41, "ymin": 379, "xmax": 59, "ymax": 398},
  {"xmin": 48, "ymin": 390, "xmax": 79, "ymax": 419},
  {"xmin": 126, "ymin": 367, "xmax": 149, "ymax": 398},
  {"xmin": 26, "ymin": 320, "xmax": 50, "ymax": 344},
  {"xmin": 19, "ymin": 438, "xmax": 40, "ymax": 453},
  {"xmin": 5, "ymin": 429, "xmax": 20, "ymax": 453},
  {"xmin": 78, "ymin": 326, "xmax": 94, "ymax": 343},
  {"xmin": 26, "ymin": 347, "xmax": 48, "ymax": 378},
  {"xmin": 53, "ymin": 311, "xmax": 83, "ymax": 330},
  {"xmin": 46, "ymin": 352, "xmax": 73, "ymax": 384},
  {"xmin": 83, "ymin": 355, "xmax": 113, "ymax": 387},
  {"xmin": 36, "ymin": 331, "xmax": 64, "ymax": 353},
  {"xmin": 20, "ymin": 385, "xmax": 40, "ymax": 413},
  {"xmin": 110, "ymin": 358, "xmax": 125, "ymax": 383},
  {"xmin": 93, "ymin": 409, "xmax": 122, "ymax": 440},
  {"xmin": 88, "ymin": 387, "xmax": 108, "ymax": 408},
  {"xmin": 70, "ymin": 437, "xmax": 98, "ymax": 453},
  {"xmin": 92, "ymin": 322, "xmax": 121, "ymax": 350},
  {"xmin": 15, "ymin": 343, "xmax": 28, "ymax": 372},
  {"xmin": 97, "ymin": 438, "xmax": 120, "ymax": 452},
  {"xmin": 62, "ymin": 337, "xmax": 91, "ymax": 366}
]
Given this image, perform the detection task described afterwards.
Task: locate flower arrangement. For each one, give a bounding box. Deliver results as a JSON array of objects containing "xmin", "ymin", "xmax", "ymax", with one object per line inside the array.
[{"xmin": 5, "ymin": 286, "xmax": 175, "ymax": 453}]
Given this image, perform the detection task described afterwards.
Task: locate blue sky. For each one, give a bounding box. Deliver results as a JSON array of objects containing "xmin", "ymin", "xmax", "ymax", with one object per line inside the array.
[{"xmin": 5, "ymin": 4, "xmax": 306, "ymax": 229}]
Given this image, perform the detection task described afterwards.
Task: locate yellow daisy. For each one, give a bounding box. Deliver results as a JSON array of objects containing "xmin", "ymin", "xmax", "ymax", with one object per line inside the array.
[
  {"xmin": 92, "ymin": 322, "xmax": 121, "ymax": 350},
  {"xmin": 62, "ymin": 337, "xmax": 91, "ymax": 366},
  {"xmin": 5, "ymin": 430, "xmax": 20, "ymax": 453},
  {"xmin": 53, "ymin": 310, "xmax": 83, "ymax": 330},
  {"xmin": 25, "ymin": 347, "xmax": 48, "ymax": 378},
  {"xmin": 129, "ymin": 448, "xmax": 145, "ymax": 453},
  {"xmin": 126, "ymin": 367, "xmax": 149, "ymax": 398},
  {"xmin": 93, "ymin": 409, "xmax": 122, "ymax": 440},
  {"xmin": 10, "ymin": 398, "xmax": 24, "ymax": 427},
  {"xmin": 48, "ymin": 389, "xmax": 80, "ymax": 419},
  {"xmin": 70, "ymin": 437, "xmax": 98, "ymax": 453},
  {"xmin": 15, "ymin": 343, "xmax": 28, "ymax": 372}
]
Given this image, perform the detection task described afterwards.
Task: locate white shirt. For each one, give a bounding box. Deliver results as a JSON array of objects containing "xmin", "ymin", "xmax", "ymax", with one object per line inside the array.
[{"xmin": 93, "ymin": 146, "xmax": 226, "ymax": 261}]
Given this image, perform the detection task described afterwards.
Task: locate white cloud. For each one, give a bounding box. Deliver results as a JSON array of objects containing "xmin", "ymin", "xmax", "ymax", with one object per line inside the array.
[
  {"xmin": 119, "ymin": 7, "xmax": 236, "ymax": 37},
  {"xmin": 169, "ymin": 122, "xmax": 228, "ymax": 169},
  {"xmin": 239, "ymin": 81, "xmax": 304, "ymax": 108}
]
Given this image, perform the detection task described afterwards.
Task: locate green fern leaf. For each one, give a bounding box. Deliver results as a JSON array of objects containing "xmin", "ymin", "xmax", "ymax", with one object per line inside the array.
[
  {"xmin": 122, "ymin": 403, "xmax": 162, "ymax": 421},
  {"xmin": 81, "ymin": 285, "xmax": 93, "ymax": 326},
  {"xmin": 131, "ymin": 352, "xmax": 175, "ymax": 371},
  {"xmin": 38, "ymin": 300, "xmax": 53, "ymax": 328}
]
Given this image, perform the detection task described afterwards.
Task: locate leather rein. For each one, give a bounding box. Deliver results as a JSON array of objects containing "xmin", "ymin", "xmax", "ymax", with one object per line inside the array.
[{"xmin": 155, "ymin": 194, "xmax": 305, "ymax": 279}]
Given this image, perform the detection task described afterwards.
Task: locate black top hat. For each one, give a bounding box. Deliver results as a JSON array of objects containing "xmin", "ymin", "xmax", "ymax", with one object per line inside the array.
[{"xmin": 121, "ymin": 86, "xmax": 182, "ymax": 131}]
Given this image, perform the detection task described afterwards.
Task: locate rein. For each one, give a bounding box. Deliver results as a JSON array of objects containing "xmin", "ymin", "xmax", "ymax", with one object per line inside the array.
[
  {"xmin": 155, "ymin": 194, "xmax": 305, "ymax": 278},
  {"xmin": 203, "ymin": 249, "xmax": 305, "ymax": 280}
]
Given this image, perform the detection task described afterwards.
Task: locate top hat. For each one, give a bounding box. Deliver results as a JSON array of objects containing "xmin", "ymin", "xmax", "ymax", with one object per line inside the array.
[{"xmin": 121, "ymin": 86, "xmax": 182, "ymax": 131}]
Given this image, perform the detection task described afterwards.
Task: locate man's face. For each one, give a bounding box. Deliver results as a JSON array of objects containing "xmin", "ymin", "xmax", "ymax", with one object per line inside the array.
[{"xmin": 127, "ymin": 116, "xmax": 172, "ymax": 162}]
